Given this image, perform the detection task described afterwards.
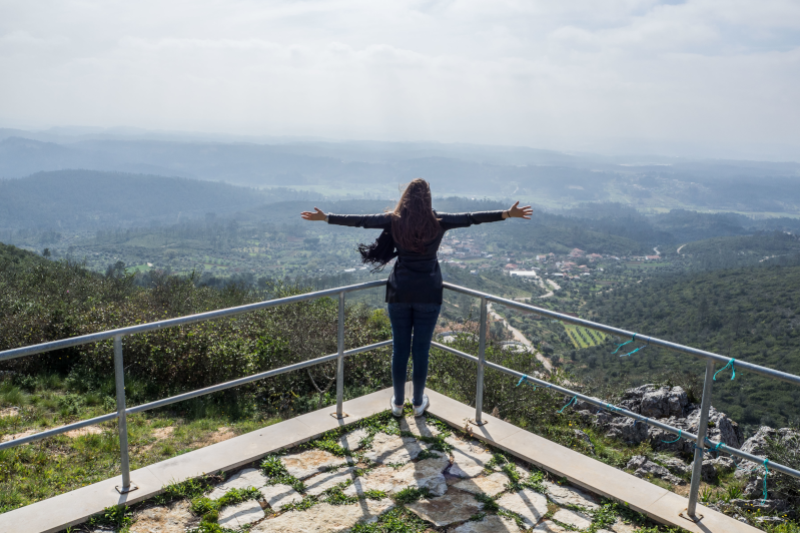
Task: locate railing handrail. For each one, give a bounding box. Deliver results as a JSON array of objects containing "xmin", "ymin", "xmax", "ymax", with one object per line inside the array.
[
  {"xmin": 444, "ymin": 281, "xmax": 800, "ymax": 386},
  {"xmin": 1, "ymin": 278, "xmax": 799, "ymax": 519},
  {"xmin": 0, "ymin": 279, "xmax": 388, "ymax": 362}
]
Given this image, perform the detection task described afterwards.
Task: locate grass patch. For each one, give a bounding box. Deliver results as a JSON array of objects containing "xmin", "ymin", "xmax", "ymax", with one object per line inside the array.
[{"xmin": 393, "ymin": 487, "xmax": 431, "ymax": 504}]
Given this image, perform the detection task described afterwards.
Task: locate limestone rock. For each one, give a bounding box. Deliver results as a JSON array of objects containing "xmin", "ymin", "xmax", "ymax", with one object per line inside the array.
[
  {"xmin": 573, "ymin": 429, "xmax": 596, "ymax": 454},
  {"xmin": 259, "ymin": 484, "xmax": 304, "ymax": 511},
  {"xmin": 618, "ymin": 385, "xmax": 687, "ymax": 419},
  {"xmin": 626, "ymin": 456, "xmax": 685, "ymax": 486},
  {"xmin": 604, "ymin": 417, "xmax": 649, "ymax": 445},
  {"xmin": 304, "ymin": 467, "xmax": 359, "ymax": 496},
  {"xmin": 208, "ymin": 468, "xmax": 268, "ymax": 499},
  {"xmin": 730, "ymin": 498, "xmax": 789, "ymax": 515},
  {"xmin": 543, "ymin": 481, "xmax": 600, "ymax": 510},
  {"xmin": 282, "ymin": 449, "xmax": 352, "ymax": 480},
  {"xmin": 685, "ymin": 406, "xmax": 743, "ymax": 449},
  {"xmin": 406, "ymin": 489, "xmax": 481, "ymax": 526},
  {"xmin": 496, "ymin": 488, "xmax": 549, "ymax": 527},
  {"xmin": 130, "ymin": 501, "xmax": 196, "ymax": 533},
  {"xmin": 217, "ymin": 500, "xmax": 265, "ymax": 528},
  {"xmin": 532, "ymin": 520, "xmax": 569, "ymax": 532},
  {"xmin": 450, "ymin": 514, "xmax": 519, "ymax": 532},
  {"xmin": 608, "ymin": 519, "xmax": 640, "ymax": 532},
  {"xmin": 252, "ymin": 499, "xmax": 394, "ymax": 532},
  {"xmin": 338, "ymin": 428, "xmax": 369, "ymax": 451},
  {"xmin": 452, "ymin": 472, "xmax": 509, "ymax": 496},
  {"xmin": 344, "ymin": 455, "xmax": 450, "ymax": 497},
  {"xmin": 363, "ymin": 432, "xmax": 427, "ymax": 464},
  {"xmin": 400, "ymin": 416, "xmax": 442, "ymax": 437},
  {"xmin": 706, "ymin": 455, "xmax": 735, "ymax": 476},
  {"xmin": 552, "ymin": 508, "xmax": 593, "ymax": 529},
  {"xmin": 660, "ymin": 457, "xmax": 691, "ymax": 477},
  {"xmin": 446, "ymin": 437, "xmax": 494, "ymax": 478}
]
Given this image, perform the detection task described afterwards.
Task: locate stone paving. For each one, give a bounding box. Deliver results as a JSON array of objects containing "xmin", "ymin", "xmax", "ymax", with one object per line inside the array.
[{"xmin": 118, "ymin": 414, "xmax": 643, "ymax": 533}]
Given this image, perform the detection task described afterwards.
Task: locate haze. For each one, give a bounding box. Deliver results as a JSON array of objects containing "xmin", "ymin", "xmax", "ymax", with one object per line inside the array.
[{"xmin": 2, "ymin": 0, "xmax": 799, "ymax": 159}]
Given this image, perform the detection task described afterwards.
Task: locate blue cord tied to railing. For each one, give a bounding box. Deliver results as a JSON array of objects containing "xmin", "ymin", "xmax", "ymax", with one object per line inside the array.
[
  {"xmin": 713, "ymin": 358, "xmax": 736, "ymax": 381},
  {"xmin": 558, "ymin": 396, "xmax": 577, "ymax": 414},
  {"xmin": 516, "ymin": 374, "xmax": 538, "ymax": 390},
  {"xmin": 662, "ymin": 429, "xmax": 682, "ymax": 444},
  {"xmin": 762, "ymin": 459, "xmax": 770, "ymax": 504},
  {"xmin": 612, "ymin": 333, "xmax": 636, "ymax": 355}
]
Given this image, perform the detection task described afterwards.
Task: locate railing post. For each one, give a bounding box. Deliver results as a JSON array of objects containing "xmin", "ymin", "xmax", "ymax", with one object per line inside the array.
[
  {"xmin": 114, "ymin": 335, "xmax": 136, "ymax": 493},
  {"xmin": 334, "ymin": 291, "xmax": 347, "ymax": 419},
  {"xmin": 473, "ymin": 297, "xmax": 488, "ymax": 426},
  {"xmin": 685, "ymin": 359, "xmax": 715, "ymax": 519}
]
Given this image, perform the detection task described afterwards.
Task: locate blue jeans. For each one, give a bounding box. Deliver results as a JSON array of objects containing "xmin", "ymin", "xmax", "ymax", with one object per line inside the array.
[{"xmin": 387, "ymin": 302, "xmax": 442, "ymax": 407}]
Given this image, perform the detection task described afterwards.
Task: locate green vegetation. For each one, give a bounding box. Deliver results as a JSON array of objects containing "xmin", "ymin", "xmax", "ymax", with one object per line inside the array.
[{"xmin": 564, "ymin": 323, "xmax": 607, "ymax": 348}]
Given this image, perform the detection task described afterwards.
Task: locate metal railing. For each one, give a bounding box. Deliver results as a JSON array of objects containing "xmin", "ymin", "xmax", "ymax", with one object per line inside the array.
[{"xmin": 0, "ymin": 279, "xmax": 799, "ymax": 521}]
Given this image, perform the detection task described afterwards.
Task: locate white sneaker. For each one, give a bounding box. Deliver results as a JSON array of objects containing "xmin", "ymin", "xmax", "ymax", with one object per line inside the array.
[
  {"xmin": 390, "ymin": 396, "xmax": 404, "ymax": 417},
  {"xmin": 413, "ymin": 395, "xmax": 430, "ymax": 417}
]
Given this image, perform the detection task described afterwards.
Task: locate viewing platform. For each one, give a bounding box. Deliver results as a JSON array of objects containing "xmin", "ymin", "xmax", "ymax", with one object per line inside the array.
[{"xmin": 0, "ymin": 385, "xmax": 758, "ymax": 533}]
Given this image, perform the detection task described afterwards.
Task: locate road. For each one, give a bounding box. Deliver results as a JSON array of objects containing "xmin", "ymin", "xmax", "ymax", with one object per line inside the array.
[{"xmin": 487, "ymin": 302, "xmax": 554, "ymax": 372}]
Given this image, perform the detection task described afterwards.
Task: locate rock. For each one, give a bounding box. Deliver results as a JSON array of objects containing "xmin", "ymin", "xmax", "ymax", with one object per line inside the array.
[
  {"xmin": 217, "ymin": 500, "xmax": 265, "ymax": 528},
  {"xmin": 338, "ymin": 428, "xmax": 369, "ymax": 451},
  {"xmin": 344, "ymin": 455, "xmax": 450, "ymax": 497},
  {"xmin": 686, "ymin": 406, "xmax": 742, "ymax": 449},
  {"xmin": 626, "ymin": 456, "xmax": 685, "ymax": 486},
  {"xmin": 496, "ymin": 488, "xmax": 549, "ymax": 527},
  {"xmin": 363, "ymin": 432, "xmax": 428, "ymax": 465},
  {"xmin": 406, "ymin": 489, "xmax": 481, "ymax": 526},
  {"xmin": 447, "ymin": 437, "xmax": 494, "ymax": 478},
  {"xmin": 452, "ymin": 472, "xmax": 509, "ymax": 496},
  {"xmin": 543, "ymin": 481, "xmax": 600, "ymax": 510},
  {"xmin": 400, "ymin": 416, "xmax": 442, "ymax": 437},
  {"xmin": 252, "ymin": 499, "xmax": 394, "ymax": 532},
  {"xmin": 450, "ymin": 514, "xmax": 519, "ymax": 532},
  {"xmin": 531, "ymin": 521, "xmax": 569, "ymax": 532},
  {"xmin": 607, "ymin": 519, "xmax": 639, "ymax": 532},
  {"xmin": 552, "ymin": 508, "xmax": 593, "ymax": 529},
  {"xmin": 573, "ymin": 429, "xmax": 595, "ymax": 454},
  {"xmin": 641, "ymin": 386, "xmax": 687, "ymax": 418},
  {"xmin": 282, "ymin": 449, "xmax": 353, "ymax": 480},
  {"xmin": 130, "ymin": 501, "xmax": 196, "ymax": 533},
  {"xmin": 740, "ymin": 426, "xmax": 776, "ymax": 457},
  {"xmin": 304, "ymin": 467, "xmax": 359, "ymax": 496},
  {"xmin": 604, "ymin": 417, "xmax": 649, "ymax": 444},
  {"xmin": 660, "ymin": 457, "xmax": 691, "ymax": 477},
  {"xmin": 208, "ymin": 468, "xmax": 268, "ymax": 499},
  {"xmin": 259, "ymin": 484, "xmax": 304, "ymax": 511},
  {"xmin": 730, "ymin": 498, "xmax": 789, "ymax": 515},
  {"xmin": 701, "ymin": 459, "xmax": 721, "ymax": 483}
]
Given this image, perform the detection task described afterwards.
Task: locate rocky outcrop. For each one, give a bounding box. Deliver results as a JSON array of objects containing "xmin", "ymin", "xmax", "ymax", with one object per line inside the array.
[{"xmin": 626, "ymin": 456, "xmax": 685, "ymax": 485}]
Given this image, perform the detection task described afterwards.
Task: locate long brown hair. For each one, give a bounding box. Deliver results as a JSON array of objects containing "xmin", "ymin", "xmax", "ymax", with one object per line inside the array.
[
  {"xmin": 358, "ymin": 179, "xmax": 440, "ymax": 269},
  {"xmin": 391, "ymin": 179, "xmax": 440, "ymax": 253}
]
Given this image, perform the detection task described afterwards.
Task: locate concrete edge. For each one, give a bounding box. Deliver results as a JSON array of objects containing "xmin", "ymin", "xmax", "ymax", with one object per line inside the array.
[
  {"xmin": 424, "ymin": 388, "xmax": 759, "ymax": 533},
  {"xmin": 0, "ymin": 387, "xmax": 395, "ymax": 533}
]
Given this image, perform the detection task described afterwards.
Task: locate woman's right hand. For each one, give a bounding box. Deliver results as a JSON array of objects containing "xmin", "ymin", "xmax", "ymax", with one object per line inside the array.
[{"xmin": 301, "ymin": 207, "xmax": 327, "ymax": 221}]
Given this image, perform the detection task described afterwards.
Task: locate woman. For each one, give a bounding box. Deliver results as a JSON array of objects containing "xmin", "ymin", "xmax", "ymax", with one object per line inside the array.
[{"xmin": 301, "ymin": 179, "xmax": 532, "ymax": 417}]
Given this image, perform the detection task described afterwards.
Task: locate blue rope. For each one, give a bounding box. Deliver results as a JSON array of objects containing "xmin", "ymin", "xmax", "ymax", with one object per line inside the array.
[
  {"xmin": 713, "ymin": 358, "xmax": 736, "ymax": 381},
  {"xmin": 620, "ymin": 345, "xmax": 646, "ymax": 358},
  {"xmin": 558, "ymin": 396, "xmax": 577, "ymax": 414},
  {"xmin": 612, "ymin": 333, "xmax": 636, "ymax": 355},
  {"xmin": 661, "ymin": 429, "xmax": 682, "ymax": 444},
  {"xmin": 762, "ymin": 459, "xmax": 770, "ymax": 504},
  {"xmin": 516, "ymin": 375, "xmax": 527, "ymax": 387}
]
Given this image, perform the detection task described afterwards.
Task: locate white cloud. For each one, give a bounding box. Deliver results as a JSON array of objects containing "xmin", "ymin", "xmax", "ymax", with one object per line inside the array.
[{"xmin": 0, "ymin": 0, "xmax": 798, "ymax": 155}]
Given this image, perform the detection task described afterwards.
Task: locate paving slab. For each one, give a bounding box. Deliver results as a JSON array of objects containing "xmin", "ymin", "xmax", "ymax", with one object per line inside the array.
[
  {"xmin": 282, "ymin": 448, "xmax": 352, "ymax": 480},
  {"xmin": 552, "ymin": 508, "xmax": 593, "ymax": 529},
  {"xmin": 251, "ymin": 499, "xmax": 394, "ymax": 532},
  {"xmin": 304, "ymin": 467, "xmax": 359, "ymax": 496},
  {"xmin": 217, "ymin": 500, "xmax": 265, "ymax": 528},
  {"xmin": 447, "ymin": 437, "xmax": 494, "ymax": 478},
  {"xmin": 129, "ymin": 500, "xmax": 196, "ymax": 533},
  {"xmin": 344, "ymin": 454, "xmax": 450, "ymax": 497},
  {"xmin": 450, "ymin": 514, "xmax": 519, "ymax": 532},
  {"xmin": 452, "ymin": 472, "xmax": 509, "ymax": 496},
  {"xmin": 495, "ymin": 487, "xmax": 549, "ymax": 528},
  {"xmin": 208, "ymin": 468, "xmax": 268, "ymax": 499},
  {"xmin": 259, "ymin": 483, "xmax": 304, "ymax": 511},
  {"xmin": 543, "ymin": 480, "xmax": 599, "ymax": 510},
  {"xmin": 424, "ymin": 388, "xmax": 758, "ymax": 533},
  {"xmin": 532, "ymin": 520, "xmax": 570, "ymax": 532},
  {"xmin": 400, "ymin": 415, "xmax": 442, "ymax": 437},
  {"xmin": 338, "ymin": 428, "xmax": 369, "ymax": 450},
  {"xmin": 363, "ymin": 432, "xmax": 428, "ymax": 464},
  {"xmin": 406, "ymin": 489, "xmax": 481, "ymax": 526}
]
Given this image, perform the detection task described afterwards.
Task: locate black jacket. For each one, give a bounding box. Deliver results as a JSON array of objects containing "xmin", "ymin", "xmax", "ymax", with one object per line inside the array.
[{"xmin": 328, "ymin": 211, "xmax": 506, "ymax": 304}]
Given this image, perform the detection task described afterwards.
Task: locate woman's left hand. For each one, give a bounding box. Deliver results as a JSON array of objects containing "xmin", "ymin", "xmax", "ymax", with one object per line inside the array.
[{"xmin": 505, "ymin": 201, "xmax": 533, "ymax": 219}]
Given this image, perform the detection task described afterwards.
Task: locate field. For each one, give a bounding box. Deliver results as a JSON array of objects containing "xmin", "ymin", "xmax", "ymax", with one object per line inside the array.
[{"xmin": 563, "ymin": 323, "xmax": 607, "ymax": 349}]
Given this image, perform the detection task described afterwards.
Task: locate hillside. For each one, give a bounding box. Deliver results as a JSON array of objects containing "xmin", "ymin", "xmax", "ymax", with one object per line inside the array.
[{"xmin": 574, "ymin": 263, "xmax": 800, "ymax": 431}]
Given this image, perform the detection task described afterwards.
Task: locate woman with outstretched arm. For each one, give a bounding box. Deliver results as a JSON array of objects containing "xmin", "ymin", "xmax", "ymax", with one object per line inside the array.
[{"xmin": 301, "ymin": 179, "xmax": 532, "ymax": 417}]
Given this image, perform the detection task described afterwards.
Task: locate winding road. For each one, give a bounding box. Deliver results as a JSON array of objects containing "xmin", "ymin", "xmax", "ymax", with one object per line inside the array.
[{"xmin": 486, "ymin": 302, "xmax": 554, "ymax": 372}]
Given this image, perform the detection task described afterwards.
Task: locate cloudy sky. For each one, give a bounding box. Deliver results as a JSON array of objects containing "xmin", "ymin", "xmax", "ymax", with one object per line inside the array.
[{"xmin": 1, "ymin": 0, "xmax": 799, "ymax": 158}]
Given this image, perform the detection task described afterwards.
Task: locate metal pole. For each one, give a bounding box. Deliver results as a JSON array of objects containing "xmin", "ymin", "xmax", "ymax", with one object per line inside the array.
[
  {"xmin": 334, "ymin": 291, "xmax": 347, "ymax": 419},
  {"xmin": 474, "ymin": 297, "xmax": 488, "ymax": 425},
  {"xmin": 686, "ymin": 359, "xmax": 715, "ymax": 519},
  {"xmin": 113, "ymin": 335, "xmax": 136, "ymax": 493}
]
